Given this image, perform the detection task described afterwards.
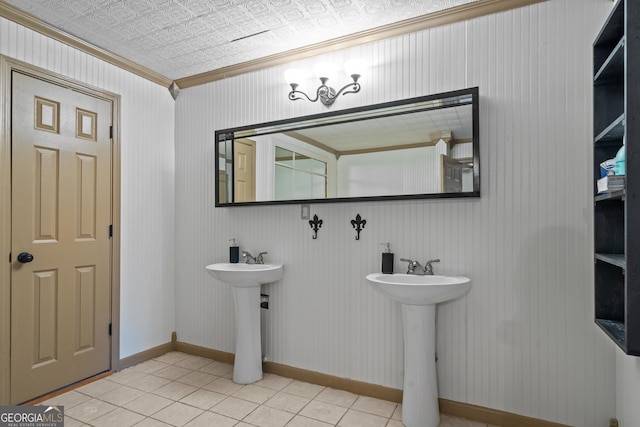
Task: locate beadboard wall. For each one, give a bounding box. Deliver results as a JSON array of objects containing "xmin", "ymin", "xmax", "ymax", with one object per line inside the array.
[
  {"xmin": 0, "ymin": 16, "xmax": 176, "ymax": 359},
  {"xmin": 174, "ymin": 0, "xmax": 618, "ymax": 425}
]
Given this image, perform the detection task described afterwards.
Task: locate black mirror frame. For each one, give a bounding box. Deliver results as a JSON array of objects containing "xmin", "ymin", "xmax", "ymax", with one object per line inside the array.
[{"xmin": 215, "ymin": 87, "xmax": 479, "ymax": 207}]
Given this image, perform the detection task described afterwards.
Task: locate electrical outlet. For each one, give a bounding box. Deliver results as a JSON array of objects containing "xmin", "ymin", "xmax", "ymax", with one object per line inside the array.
[
  {"xmin": 301, "ymin": 204, "xmax": 310, "ymax": 220},
  {"xmin": 260, "ymin": 294, "xmax": 269, "ymax": 309}
]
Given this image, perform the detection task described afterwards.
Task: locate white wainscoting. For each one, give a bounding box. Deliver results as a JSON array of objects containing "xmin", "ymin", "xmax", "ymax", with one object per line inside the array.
[{"xmin": 174, "ymin": 0, "xmax": 618, "ymax": 425}]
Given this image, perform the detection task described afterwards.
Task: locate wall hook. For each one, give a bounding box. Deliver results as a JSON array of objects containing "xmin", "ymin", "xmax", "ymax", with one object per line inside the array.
[
  {"xmin": 351, "ymin": 214, "xmax": 366, "ymax": 240},
  {"xmin": 309, "ymin": 214, "xmax": 323, "ymax": 239}
]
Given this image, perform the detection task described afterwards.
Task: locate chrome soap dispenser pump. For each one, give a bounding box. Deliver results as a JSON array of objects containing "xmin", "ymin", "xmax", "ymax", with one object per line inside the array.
[{"xmin": 381, "ymin": 242, "xmax": 394, "ymax": 274}]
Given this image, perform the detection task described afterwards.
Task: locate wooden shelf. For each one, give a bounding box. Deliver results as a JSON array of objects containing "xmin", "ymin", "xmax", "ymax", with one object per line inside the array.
[
  {"xmin": 595, "ymin": 253, "xmax": 626, "ymax": 269},
  {"xmin": 596, "ymin": 319, "xmax": 626, "ymax": 346},
  {"xmin": 594, "ymin": 37, "xmax": 625, "ymax": 83},
  {"xmin": 595, "ymin": 189, "xmax": 625, "ymax": 202},
  {"xmin": 593, "ymin": 0, "xmax": 640, "ymax": 356},
  {"xmin": 595, "ymin": 113, "xmax": 624, "ymax": 144}
]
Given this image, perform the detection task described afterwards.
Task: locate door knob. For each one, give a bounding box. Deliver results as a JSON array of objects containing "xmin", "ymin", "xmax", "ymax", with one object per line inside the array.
[{"xmin": 17, "ymin": 252, "xmax": 34, "ymax": 263}]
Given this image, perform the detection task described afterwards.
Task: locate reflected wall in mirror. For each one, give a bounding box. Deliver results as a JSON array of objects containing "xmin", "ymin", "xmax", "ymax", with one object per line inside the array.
[{"xmin": 216, "ymin": 87, "xmax": 479, "ymax": 206}]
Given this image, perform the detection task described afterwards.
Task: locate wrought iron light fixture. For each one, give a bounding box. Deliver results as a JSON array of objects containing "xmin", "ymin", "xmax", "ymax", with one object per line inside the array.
[{"xmin": 284, "ymin": 60, "xmax": 364, "ymax": 106}]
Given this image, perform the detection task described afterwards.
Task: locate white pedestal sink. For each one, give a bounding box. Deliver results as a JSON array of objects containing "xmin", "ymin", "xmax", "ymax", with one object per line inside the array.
[
  {"xmin": 366, "ymin": 273, "xmax": 471, "ymax": 427},
  {"xmin": 206, "ymin": 263, "xmax": 283, "ymax": 384}
]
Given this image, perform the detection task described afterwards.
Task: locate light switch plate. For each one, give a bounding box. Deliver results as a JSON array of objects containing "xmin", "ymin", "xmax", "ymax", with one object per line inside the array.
[{"xmin": 301, "ymin": 204, "xmax": 310, "ymax": 220}]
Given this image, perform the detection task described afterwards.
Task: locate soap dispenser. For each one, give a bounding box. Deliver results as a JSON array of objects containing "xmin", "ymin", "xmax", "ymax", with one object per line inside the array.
[
  {"xmin": 381, "ymin": 243, "xmax": 394, "ymax": 274},
  {"xmin": 229, "ymin": 238, "xmax": 239, "ymax": 263}
]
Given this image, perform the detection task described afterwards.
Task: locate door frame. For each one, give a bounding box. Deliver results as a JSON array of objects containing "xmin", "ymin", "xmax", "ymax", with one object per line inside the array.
[{"xmin": 0, "ymin": 56, "xmax": 121, "ymax": 405}]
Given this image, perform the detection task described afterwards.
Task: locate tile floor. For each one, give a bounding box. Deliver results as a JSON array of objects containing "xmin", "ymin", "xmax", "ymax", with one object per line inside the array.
[{"xmin": 39, "ymin": 351, "xmax": 495, "ymax": 427}]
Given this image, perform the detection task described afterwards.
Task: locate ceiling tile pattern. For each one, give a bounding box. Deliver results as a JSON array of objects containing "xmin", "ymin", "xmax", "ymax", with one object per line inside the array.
[{"xmin": 5, "ymin": 0, "xmax": 478, "ymax": 80}]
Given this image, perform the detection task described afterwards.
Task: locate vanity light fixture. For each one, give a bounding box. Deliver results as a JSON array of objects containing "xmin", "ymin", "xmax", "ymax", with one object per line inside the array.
[{"xmin": 284, "ymin": 59, "xmax": 364, "ymax": 106}]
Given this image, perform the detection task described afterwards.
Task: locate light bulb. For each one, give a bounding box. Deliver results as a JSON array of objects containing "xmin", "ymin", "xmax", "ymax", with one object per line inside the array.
[
  {"xmin": 344, "ymin": 58, "xmax": 366, "ymax": 79},
  {"xmin": 284, "ymin": 68, "xmax": 305, "ymax": 85}
]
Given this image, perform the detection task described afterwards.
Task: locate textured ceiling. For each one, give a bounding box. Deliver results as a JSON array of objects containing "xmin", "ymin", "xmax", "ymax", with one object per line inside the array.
[{"xmin": 4, "ymin": 0, "xmax": 478, "ymax": 81}]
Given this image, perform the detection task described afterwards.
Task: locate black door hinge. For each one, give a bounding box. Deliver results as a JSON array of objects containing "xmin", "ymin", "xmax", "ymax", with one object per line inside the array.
[
  {"xmin": 9, "ymin": 252, "xmax": 11, "ymax": 263},
  {"xmin": 109, "ymin": 323, "xmax": 112, "ymax": 336},
  {"xmin": 109, "ymin": 126, "xmax": 113, "ymax": 139},
  {"xmin": 109, "ymin": 224, "xmax": 113, "ymax": 238}
]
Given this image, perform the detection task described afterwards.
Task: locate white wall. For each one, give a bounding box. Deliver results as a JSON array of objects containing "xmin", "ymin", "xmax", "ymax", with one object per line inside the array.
[
  {"xmin": 0, "ymin": 17, "xmax": 177, "ymax": 359},
  {"xmin": 336, "ymin": 145, "xmax": 440, "ymax": 196},
  {"xmin": 616, "ymin": 350, "xmax": 640, "ymax": 425},
  {"xmin": 174, "ymin": 0, "xmax": 618, "ymax": 425}
]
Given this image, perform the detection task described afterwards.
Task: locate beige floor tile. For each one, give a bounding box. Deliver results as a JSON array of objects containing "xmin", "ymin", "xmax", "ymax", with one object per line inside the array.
[
  {"xmin": 154, "ymin": 351, "xmax": 191, "ymax": 364},
  {"xmin": 179, "ymin": 389, "xmax": 226, "ymax": 410},
  {"xmin": 90, "ymin": 407, "xmax": 145, "ymax": 427},
  {"xmin": 254, "ymin": 373, "xmax": 293, "ymax": 391},
  {"xmin": 61, "ymin": 416, "xmax": 84, "ymax": 427},
  {"xmin": 210, "ymin": 396, "xmax": 259, "ymax": 420},
  {"xmin": 153, "ymin": 365, "xmax": 192, "ymax": 381},
  {"xmin": 286, "ymin": 415, "xmax": 333, "ymax": 427},
  {"xmin": 315, "ymin": 387, "xmax": 358, "ymax": 408},
  {"xmin": 281, "ymin": 380, "xmax": 324, "ymax": 399},
  {"xmin": 175, "ymin": 355, "xmax": 215, "ymax": 370},
  {"xmin": 134, "ymin": 418, "xmax": 174, "ymax": 427},
  {"xmin": 153, "ymin": 381, "xmax": 198, "ymax": 401},
  {"xmin": 123, "ymin": 393, "xmax": 174, "ymax": 416},
  {"xmin": 392, "ymin": 404, "xmax": 402, "ymax": 420},
  {"xmin": 351, "ymin": 396, "xmax": 397, "ymax": 418},
  {"xmin": 204, "ymin": 377, "xmax": 245, "ymax": 395},
  {"xmin": 64, "ymin": 398, "xmax": 117, "ymax": 423},
  {"xmin": 264, "ymin": 391, "xmax": 310, "ymax": 414},
  {"xmin": 37, "ymin": 352, "xmax": 481, "ymax": 427},
  {"xmin": 299, "ymin": 400, "xmax": 348, "ymax": 424},
  {"xmin": 131, "ymin": 360, "xmax": 170, "ymax": 374},
  {"xmin": 40, "ymin": 390, "xmax": 91, "ymax": 409},
  {"xmin": 183, "ymin": 411, "xmax": 238, "ymax": 427},
  {"xmin": 108, "ymin": 368, "xmax": 148, "ymax": 385},
  {"xmin": 199, "ymin": 360, "xmax": 234, "ymax": 376},
  {"xmin": 128, "ymin": 374, "xmax": 172, "ymax": 393},
  {"xmin": 243, "ymin": 405, "xmax": 295, "ymax": 427},
  {"xmin": 152, "ymin": 402, "xmax": 204, "ymax": 426},
  {"xmin": 337, "ymin": 409, "xmax": 388, "ymax": 427},
  {"xmin": 98, "ymin": 385, "xmax": 146, "ymax": 406},
  {"xmin": 232, "ymin": 384, "xmax": 277, "ymax": 404},
  {"xmin": 176, "ymin": 370, "xmax": 217, "ymax": 388},
  {"xmin": 75, "ymin": 379, "xmax": 121, "ymax": 397}
]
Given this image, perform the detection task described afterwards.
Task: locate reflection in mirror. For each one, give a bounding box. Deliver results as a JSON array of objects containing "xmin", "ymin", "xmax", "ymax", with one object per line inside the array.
[{"xmin": 216, "ymin": 87, "xmax": 479, "ymax": 206}]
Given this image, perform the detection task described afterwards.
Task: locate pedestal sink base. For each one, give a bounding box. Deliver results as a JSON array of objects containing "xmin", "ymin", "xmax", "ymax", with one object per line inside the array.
[
  {"xmin": 402, "ymin": 304, "xmax": 439, "ymax": 427},
  {"xmin": 232, "ymin": 286, "xmax": 262, "ymax": 384},
  {"xmin": 365, "ymin": 273, "xmax": 471, "ymax": 427},
  {"xmin": 205, "ymin": 263, "xmax": 283, "ymax": 385}
]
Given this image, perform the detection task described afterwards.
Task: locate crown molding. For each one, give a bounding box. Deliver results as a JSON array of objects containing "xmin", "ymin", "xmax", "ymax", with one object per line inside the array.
[
  {"xmin": 0, "ymin": 1, "xmax": 173, "ymax": 88},
  {"xmin": 175, "ymin": 0, "xmax": 547, "ymax": 89},
  {"xmin": 1, "ymin": 0, "xmax": 547, "ymax": 91}
]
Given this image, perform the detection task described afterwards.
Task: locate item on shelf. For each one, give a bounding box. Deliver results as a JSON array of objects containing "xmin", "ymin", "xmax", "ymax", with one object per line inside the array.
[
  {"xmin": 597, "ymin": 175, "xmax": 625, "ymax": 193},
  {"xmin": 615, "ymin": 142, "xmax": 626, "ymax": 175},
  {"xmin": 600, "ymin": 158, "xmax": 616, "ymax": 177}
]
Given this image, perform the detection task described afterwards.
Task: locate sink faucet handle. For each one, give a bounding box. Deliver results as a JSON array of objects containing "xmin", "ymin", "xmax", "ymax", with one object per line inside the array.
[
  {"xmin": 424, "ymin": 259, "xmax": 440, "ymax": 275},
  {"xmin": 400, "ymin": 258, "xmax": 415, "ymax": 274},
  {"xmin": 241, "ymin": 251, "xmax": 256, "ymax": 263},
  {"xmin": 256, "ymin": 252, "xmax": 268, "ymax": 264}
]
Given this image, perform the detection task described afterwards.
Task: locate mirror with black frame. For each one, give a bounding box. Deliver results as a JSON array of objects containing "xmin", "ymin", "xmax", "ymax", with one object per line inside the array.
[{"xmin": 216, "ymin": 87, "xmax": 479, "ymax": 206}]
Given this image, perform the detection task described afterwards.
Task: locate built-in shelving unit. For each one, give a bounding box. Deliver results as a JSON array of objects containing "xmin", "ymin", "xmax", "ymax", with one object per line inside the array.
[{"xmin": 593, "ymin": 0, "xmax": 640, "ymax": 355}]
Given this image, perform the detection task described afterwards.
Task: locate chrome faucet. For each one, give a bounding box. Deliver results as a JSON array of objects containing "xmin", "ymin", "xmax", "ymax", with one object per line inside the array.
[
  {"xmin": 400, "ymin": 258, "xmax": 440, "ymax": 275},
  {"xmin": 242, "ymin": 251, "xmax": 268, "ymax": 264}
]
